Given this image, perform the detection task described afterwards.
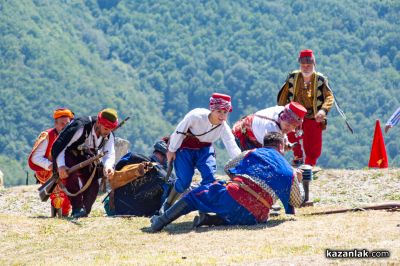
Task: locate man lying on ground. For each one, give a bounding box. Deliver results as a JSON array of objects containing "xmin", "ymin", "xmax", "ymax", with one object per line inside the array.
[{"xmin": 150, "ymin": 132, "xmax": 304, "ymax": 232}]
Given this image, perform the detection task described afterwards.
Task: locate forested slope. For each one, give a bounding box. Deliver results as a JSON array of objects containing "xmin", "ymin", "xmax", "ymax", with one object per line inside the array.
[{"xmin": 1, "ymin": 0, "xmax": 399, "ymax": 185}]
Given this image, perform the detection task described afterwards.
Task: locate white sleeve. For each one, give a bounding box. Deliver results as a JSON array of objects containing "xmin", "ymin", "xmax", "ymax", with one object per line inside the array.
[
  {"xmin": 31, "ymin": 138, "xmax": 52, "ymax": 170},
  {"xmin": 168, "ymin": 114, "xmax": 192, "ymax": 152},
  {"xmin": 102, "ymin": 133, "xmax": 116, "ymax": 169},
  {"xmin": 221, "ymin": 122, "xmax": 241, "ymax": 158},
  {"xmin": 56, "ymin": 128, "xmax": 84, "ymax": 168}
]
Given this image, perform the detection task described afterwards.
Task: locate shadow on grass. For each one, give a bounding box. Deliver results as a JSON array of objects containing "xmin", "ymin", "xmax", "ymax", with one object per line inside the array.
[
  {"xmin": 30, "ymin": 215, "xmax": 83, "ymax": 226},
  {"xmin": 141, "ymin": 217, "xmax": 294, "ymax": 235}
]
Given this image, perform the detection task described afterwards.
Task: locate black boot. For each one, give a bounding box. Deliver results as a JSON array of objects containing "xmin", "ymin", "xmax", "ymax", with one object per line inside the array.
[
  {"xmin": 159, "ymin": 187, "xmax": 181, "ymax": 215},
  {"xmin": 51, "ymin": 205, "xmax": 62, "ymax": 218},
  {"xmin": 193, "ymin": 212, "xmax": 226, "ymax": 228},
  {"xmin": 151, "ymin": 200, "xmax": 188, "ymax": 232},
  {"xmin": 71, "ymin": 208, "xmax": 87, "ymax": 218}
]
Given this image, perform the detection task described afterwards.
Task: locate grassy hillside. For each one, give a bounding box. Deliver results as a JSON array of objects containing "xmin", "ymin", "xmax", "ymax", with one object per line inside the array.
[
  {"xmin": 0, "ymin": 169, "xmax": 399, "ymax": 264},
  {"xmin": 1, "ymin": 0, "xmax": 400, "ymax": 185}
]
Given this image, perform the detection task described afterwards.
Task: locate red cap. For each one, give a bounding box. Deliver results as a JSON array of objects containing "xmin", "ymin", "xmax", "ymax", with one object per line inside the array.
[
  {"xmin": 299, "ymin": 49, "xmax": 313, "ymax": 58},
  {"xmin": 209, "ymin": 93, "xmax": 232, "ymax": 112},
  {"xmin": 298, "ymin": 49, "xmax": 315, "ymax": 64},
  {"xmin": 288, "ymin": 102, "xmax": 307, "ymax": 119}
]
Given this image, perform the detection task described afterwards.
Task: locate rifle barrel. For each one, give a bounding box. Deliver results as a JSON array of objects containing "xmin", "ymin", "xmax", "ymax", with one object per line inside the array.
[{"xmin": 67, "ymin": 151, "xmax": 107, "ymax": 174}]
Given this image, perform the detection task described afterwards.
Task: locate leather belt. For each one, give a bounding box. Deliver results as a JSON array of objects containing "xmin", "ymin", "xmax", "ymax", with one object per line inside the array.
[{"xmin": 230, "ymin": 181, "xmax": 271, "ymax": 209}]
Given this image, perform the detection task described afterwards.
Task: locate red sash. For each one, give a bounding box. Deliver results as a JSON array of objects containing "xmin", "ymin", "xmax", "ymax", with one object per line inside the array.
[
  {"xmin": 180, "ymin": 136, "xmax": 212, "ymax": 149},
  {"xmin": 226, "ymin": 176, "xmax": 272, "ymax": 222},
  {"xmin": 232, "ymin": 115, "xmax": 261, "ymax": 148}
]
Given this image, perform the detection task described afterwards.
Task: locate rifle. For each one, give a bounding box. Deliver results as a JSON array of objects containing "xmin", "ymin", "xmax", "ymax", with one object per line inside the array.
[
  {"xmin": 113, "ymin": 116, "xmax": 130, "ymax": 131},
  {"xmin": 305, "ymin": 202, "xmax": 400, "ymax": 216},
  {"xmin": 38, "ymin": 151, "xmax": 107, "ymax": 202}
]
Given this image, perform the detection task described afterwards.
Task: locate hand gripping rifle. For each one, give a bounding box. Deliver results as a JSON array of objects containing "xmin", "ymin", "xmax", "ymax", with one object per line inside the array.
[{"xmin": 38, "ymin": 151, "xmax": 107, "ymax": 202}]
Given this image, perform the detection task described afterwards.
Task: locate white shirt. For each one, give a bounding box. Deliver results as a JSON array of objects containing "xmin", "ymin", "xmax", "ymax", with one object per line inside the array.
[
  {"xmin": 56, "ymin": 125, "xmax": 116, "ymax": 170},
  {"xmin": 31, "ymin": 138, "xmax": 52, "ymax": 170},
  {"xmin": 252, "ymin": 106, "xmax": 284, "ymax": 145},
  {"xmin": 168, "ymin": 108, "xmax": 241, "ymax": 159}
]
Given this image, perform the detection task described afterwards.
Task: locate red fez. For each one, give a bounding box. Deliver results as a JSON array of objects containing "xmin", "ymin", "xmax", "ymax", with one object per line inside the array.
[
  {"xmin": 288, "ymin": 102, "xmax": 307, "ymax": 119},
  {"xmin": 298, "ymin": 49, "xmax": 315, "ymax": 64},
  {"xmin": 299, "ymin": 49, "xmax": 313, "ymax": 58},
  {"xmin": 209, "ymin": 93, "xmax": 232, "ymax": 112},
  {"xmin": 280, "ymin": 102, "xmax": 307, "ymax": 126},
  {"xmin": 53, "ymin": 108, "xmax": 74, "ymax": 119}
]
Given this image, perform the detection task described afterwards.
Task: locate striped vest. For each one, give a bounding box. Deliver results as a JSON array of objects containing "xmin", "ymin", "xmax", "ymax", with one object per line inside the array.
[{"xmin": 278, "ymin": 70, "xmax": 328, "ymax": 116}]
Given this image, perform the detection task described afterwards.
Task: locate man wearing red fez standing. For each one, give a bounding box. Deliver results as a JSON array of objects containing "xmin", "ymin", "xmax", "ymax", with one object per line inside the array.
[
  {"xmin": 28, "ymin": 108, "xmax": 74, "ymax": 217},
  {"xmin": 158, "ymin": 93, "xmax": 241, "ymax": 214},
  {"xmin": 278, "ymin": 49, "xmax": 334, "ymax": 166},
  {"xmin": 232, "ymin": 102, "xmax": 307, "ymax": 151},
  {"xmin": 51, "ymin": 108, "xmax": 118, "ymax": 218}
]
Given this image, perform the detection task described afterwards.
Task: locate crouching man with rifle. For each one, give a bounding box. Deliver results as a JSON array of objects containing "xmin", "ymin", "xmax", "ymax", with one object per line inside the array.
[
  {"xmin": 50, "ymin": 108, "xmax": 120, "ymax": 218},
  {"xmin": 30, "ymin": 108, "xmax": 75, "ymax": 217}
]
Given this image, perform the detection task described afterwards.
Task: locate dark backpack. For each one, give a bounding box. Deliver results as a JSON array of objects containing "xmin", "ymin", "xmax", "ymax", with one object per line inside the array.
[{"xmin": 112, "ymin": 152, "xmax": 170, "ymax": 216}]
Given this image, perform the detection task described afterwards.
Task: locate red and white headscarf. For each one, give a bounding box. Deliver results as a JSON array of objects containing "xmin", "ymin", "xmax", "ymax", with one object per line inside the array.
[{"xmin": 209, "ymin": 93, "xmax": 232, "ymax": 112}]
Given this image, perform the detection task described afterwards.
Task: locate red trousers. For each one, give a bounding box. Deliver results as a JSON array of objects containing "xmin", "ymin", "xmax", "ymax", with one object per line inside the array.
[
  {"xmin": 288, "ymin": 118, "xmax": 323, "ymax": 166},
  {"xmin": 50, "ymin": 190, "xmax": 71, "ymax": 216}
]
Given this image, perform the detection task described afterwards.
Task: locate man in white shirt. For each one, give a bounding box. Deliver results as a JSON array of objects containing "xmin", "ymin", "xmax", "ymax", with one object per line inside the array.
[
  {"xmin": 232, "ymin": 102, "xmax": 307, "ymax": 151},
  {"xmin": 160, "ymin": 93, "xmax": 241, "ymax": 214},
  {"xmin": 52, "ymin": 108, "xmax": 118, "ymax": 218},
  {"xmin": 150, "ymin": 132, "xmax": 304, "ymax": 232},
  {"xmin": 28, "ymin": 108, "xmax": 74, "ymax": 217}
]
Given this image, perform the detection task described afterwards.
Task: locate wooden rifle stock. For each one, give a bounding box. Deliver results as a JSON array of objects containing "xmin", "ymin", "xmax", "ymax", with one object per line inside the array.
[{"xmin": 38, "ymin": 151, "xmax": 107, "ymax": 202}]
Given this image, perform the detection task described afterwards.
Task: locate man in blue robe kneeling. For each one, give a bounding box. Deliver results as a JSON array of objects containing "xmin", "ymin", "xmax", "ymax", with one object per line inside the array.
[{"xmin": 150, "ymin": 132, "xmax": 304, "ymax": 232}]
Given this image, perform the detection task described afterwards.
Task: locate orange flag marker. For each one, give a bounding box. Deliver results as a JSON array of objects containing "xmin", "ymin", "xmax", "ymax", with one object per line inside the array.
[{"xmin": 368, "ymin": 120, "xmax": 388, "ymax": 168}]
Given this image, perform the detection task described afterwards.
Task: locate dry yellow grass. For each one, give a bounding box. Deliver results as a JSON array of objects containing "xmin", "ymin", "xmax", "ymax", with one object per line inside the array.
[{"xmin": 0, "ymin": 168, "xmax": 399, "ymax": 265}]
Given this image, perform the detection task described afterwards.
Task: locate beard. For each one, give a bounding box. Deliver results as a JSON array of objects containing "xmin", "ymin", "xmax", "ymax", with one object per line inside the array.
[
  {"xmin": 301, "ymin": 69, "xmax": 314, "ymax": 78},
  {"xmin": 301, "ymin": 67, "xmax": 315, "ymax": 78}
]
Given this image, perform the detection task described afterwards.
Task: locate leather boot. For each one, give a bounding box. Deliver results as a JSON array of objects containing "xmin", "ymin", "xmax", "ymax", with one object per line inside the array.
[
  {"xmin": 50, "ymin": 205, "xmax": 62, "ymax": 218},
  {"xmin": 192, "ymin": 212, "xmax": 226, "ymax": 228},
  {"xmin": 159, "ymin": 187, "xmax": 181, "ymax": 215},
  {"xmin": 71, "ymin": 208, "xmax": 87, "ymax": 218},
  {"xmin": 151, "ymin": 200, "xmax": 188, "ymax": 232}
]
